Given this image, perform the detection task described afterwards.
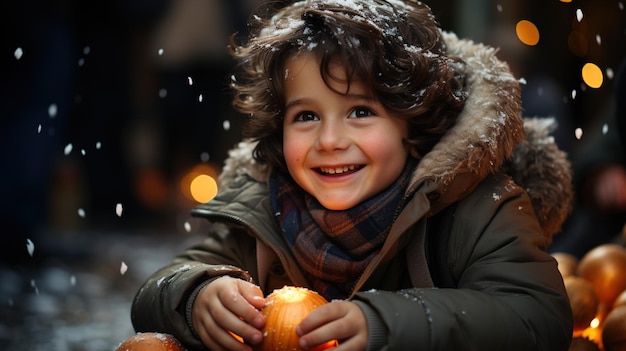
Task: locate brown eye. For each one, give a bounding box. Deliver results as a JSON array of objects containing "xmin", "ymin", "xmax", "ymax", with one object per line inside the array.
[
  {"xmin": 295, "ymin": 111, "xmax": 318, "ymax": 122},
  {"xmin": 349, "ymin": 106, "xmax": 374, "ymax": 118}
]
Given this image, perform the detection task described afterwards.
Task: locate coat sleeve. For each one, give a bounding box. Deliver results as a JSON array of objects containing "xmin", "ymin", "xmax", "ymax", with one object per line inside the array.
[
  {"xmin": 130, "ymin": 223, "xmax": 257, "ymax": 350},
  {"xmin": 352, "ymin": 175, "xmax": 573, "ymax": 351}
]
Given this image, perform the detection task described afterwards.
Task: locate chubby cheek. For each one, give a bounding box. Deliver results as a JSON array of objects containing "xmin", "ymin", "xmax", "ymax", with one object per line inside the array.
[{"xmin": 365, "ymin": 134, "xmax": 407, "ymax": 160}]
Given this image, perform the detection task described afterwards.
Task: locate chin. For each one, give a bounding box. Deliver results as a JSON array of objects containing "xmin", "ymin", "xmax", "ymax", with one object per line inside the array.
[{"xmin": 318, "ymin": 199, "xmax": 357, "ymax": 211}]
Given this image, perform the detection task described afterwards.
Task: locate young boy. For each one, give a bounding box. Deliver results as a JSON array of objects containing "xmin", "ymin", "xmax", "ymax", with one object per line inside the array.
[{"xmin": 130, "ymin": 1, "xmax": 573, "ymax": 350}]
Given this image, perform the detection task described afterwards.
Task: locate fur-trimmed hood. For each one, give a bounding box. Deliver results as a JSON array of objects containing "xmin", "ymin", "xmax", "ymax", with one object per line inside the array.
[{"xmin": 218, "ymin": 32, "xmax": 573, "ymax": 243}]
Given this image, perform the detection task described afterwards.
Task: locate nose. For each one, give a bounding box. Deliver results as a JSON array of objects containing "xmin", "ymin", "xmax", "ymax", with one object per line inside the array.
[{"xmin": 315, "ymin": 119, "xmax": 350, "ymax": 152}]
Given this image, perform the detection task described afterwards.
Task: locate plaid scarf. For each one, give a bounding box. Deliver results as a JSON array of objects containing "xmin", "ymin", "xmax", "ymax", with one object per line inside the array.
[{"xmin": 269, "ymin": 158, "xmax": 415, "ymax": 300}]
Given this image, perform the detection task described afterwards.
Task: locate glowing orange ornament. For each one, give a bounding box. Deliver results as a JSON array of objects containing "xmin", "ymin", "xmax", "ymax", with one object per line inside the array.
[
  {"xmin": 254, "ymin": 286, "xmax": 338, "ymax": 351},
  {"xmin": 602, "ymin": 305, "xmax": 626, "ymax": 351},
  {"xmin": 564, "ymin": 276, "xmax": 600, "ymax": 333},
  {"xmin": 577, "ymin": 244, "xmax": 626, "ymax": 309},
  {"xmin": 115, "ymin": 332, "xmax": 186, "ymax": 351},
  {"xmin": 552, "ymin": 252, "xmax": 578, "ymax": 278},
  {"xmin": 613, "ymin": 290, "xmax": 626, "ymax": 310}
]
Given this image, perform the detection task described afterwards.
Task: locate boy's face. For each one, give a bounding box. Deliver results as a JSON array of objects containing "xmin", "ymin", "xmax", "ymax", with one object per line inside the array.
[{"xmin": 282, "ymin": 53, "xmax": 409, "ymax": 210}]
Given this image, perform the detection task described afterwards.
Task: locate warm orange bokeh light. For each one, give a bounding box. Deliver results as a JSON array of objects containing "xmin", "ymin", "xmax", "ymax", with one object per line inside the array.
[
  {"xmin": 582, "ymin": 63, "xmax": 603, "ymax": 89},
  {"xmin": 190, "ymin": 174, "xmax": 218, "ymax": 203},
  {"xmin": 560, "ymin": 0, "xmax": 572, "ymax": 3},
  {"xmin": 516, "ymin": 20, "xmax": 540, "ymax": 46},
  {"xmin": 180, "ymin": 163, "xmax": 219, "ymax": 204}
]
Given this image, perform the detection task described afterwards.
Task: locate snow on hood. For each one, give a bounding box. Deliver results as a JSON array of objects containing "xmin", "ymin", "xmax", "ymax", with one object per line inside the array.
[{"xmin": 410, "ymin": 31, "xmax": 524, "ymax": 195}]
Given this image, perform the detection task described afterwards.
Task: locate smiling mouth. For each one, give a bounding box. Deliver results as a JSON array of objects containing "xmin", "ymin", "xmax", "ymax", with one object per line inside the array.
[{"xmin": 317, "ymin": 165, "xmax": 364, "ymax": 175}]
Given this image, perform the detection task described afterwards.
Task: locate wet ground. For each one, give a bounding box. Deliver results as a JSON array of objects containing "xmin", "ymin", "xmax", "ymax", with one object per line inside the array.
[{"xmin": 0, "ymin": 219, "xmax": 209, "ymax": 351}]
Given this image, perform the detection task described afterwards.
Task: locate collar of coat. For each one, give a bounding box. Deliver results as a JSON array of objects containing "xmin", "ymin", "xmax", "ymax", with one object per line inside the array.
[{"xmin": 216, "ymin": 31, "xmax": 573, "ymax": 243}]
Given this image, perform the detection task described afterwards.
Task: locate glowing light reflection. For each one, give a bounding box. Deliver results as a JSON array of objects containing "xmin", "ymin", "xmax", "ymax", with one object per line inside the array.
[{"xmin": 516, "ymin": 20, "xmax": 540, "ymax": 46}]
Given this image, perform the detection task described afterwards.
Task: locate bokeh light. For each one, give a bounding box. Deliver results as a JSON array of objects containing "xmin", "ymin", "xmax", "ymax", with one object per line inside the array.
[
  {"xmin": 180, "ymin": 163, "xmax": 219, "ymax": 204},
  {"xmin": 516, "ymin": 20, "xmax": 540, "ymax": 46},
  {"xmin": 190, "ymin": 175, "xmax": 218, "ymax": 203},
  {"xmin": 582, "ymin": 63, "xmax": 603, "ymax": 88}
]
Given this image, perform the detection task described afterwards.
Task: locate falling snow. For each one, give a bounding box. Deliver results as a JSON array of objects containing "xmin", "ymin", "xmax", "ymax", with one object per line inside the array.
[
  {"xmin": 120, "ymin": 262, "xmax": 128, "ymax": 275},
  {"xmin": 200, "ymin": 152, "xmax": 210, "ymax": 162},
  {"xmin": 115, "ymin": 203, "xmax": 123, "ymax": 217},
  {"xmin": 78, "ymin": 208, "xmax": 86, "ymax": 218},
  {"xmin": 14, "ymin": 47, "xmax": 23, "ymax": 60},
  {"xmin": 576, "ymin": 9, "xmax": 583, "ymax": 22},
  {"xmin": 26, "ymin": 239, "xmax": 35, "ymax": 257},
  {"xmin": 30, "ymin": 279, "xmax": 39, "ymax": 295},
  {"xmin": 48, "ymin": 104, "xmax": 57, "ymax": 118},
  {"xmin": 64, "ymin": 143, "xmax": 73, "ymax": 155},
  {"xmin": 575, "ymin": 128, "xmax": 583, "ymax": 140}
]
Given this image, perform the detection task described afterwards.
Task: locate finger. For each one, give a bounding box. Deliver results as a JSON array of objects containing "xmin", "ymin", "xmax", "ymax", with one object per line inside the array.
[
  {"xmin": 197, "ymin": 312, "xmax": 253, "ymax": 351},
  {"xmin": 219, "ymin": 287, "xmax": 265, "ymax": 330},
  {"xmin": 239, "ymin": 281, "xmax": 266, "ymax": 310},
  {"xmin": 211, "ymin": 296, "xmax": 264, "ymax": 345},
  {"xmin": 299, "ymin": 318, "xmax": 351, "ymax": 349},
  {"xmin": 298, "ymin": 303, "xmax": 341, "ymax": 334},
  {"xmin": 331, "ymin": 337, "xmax": 367, "ymax": 351}
]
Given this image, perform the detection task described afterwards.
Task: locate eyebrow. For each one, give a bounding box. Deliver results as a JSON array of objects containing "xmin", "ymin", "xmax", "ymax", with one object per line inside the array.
[{"xmin": 285, "ymin": 93, "xmax": 377, "ymax": 110}]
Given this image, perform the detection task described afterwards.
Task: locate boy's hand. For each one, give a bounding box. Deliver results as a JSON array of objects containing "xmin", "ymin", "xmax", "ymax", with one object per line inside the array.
[
  {"xmin": 296, "ymin": 300, "xmax": 368, "ymax": 351},
  {"xmin": 192, "ymin": 276, "xmax": 266, "ymax": 351}
]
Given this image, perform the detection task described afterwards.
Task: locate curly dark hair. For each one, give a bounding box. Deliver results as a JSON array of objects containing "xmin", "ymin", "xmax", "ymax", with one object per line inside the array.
[{"xmin": 228, "ymin": 0, "xmax": 467, "ymax": 173}]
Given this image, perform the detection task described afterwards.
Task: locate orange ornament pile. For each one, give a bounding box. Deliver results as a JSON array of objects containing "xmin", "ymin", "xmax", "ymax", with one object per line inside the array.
[
  {"xmin": 602, "ymin": 306, "xmax": 626, "ymax": 351},
  {"xmin": 553, "ymin": 244, "xmax": 626, "ymax": 351},
  {"xmin": 254, "ymin": 286, "xmax": 338, "ymax": 351},
  {"xmin": 577, "ymin": 244, "xmax": 626, "ymax": 310},
  {"xmin": 564, "ymin": 276, "xmax": 600, "ymax": 333}
]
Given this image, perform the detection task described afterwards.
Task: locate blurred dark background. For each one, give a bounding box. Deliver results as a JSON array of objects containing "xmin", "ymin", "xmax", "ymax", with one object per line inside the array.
[{"xmin": 1, "ymin": 0, "xmax": 625, "ymax": 350}]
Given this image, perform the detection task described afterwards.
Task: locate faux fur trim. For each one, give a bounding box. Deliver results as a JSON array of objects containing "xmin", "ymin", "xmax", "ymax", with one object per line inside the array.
[
  {"xmin": 506, "ymin": 118, "xmax": 573, "ymax": 242},
  {"xmin": 410, "ymin": 32, "xmax": 524, "ymax": 191},
  {"xmin": 218, "ymin": 139, "xmax": 267, "ymax": 189}
]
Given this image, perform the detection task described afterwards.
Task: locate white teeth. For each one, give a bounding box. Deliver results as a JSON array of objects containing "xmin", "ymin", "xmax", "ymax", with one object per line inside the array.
[{"xmin": 320, "ymin": 165, "xmax": 358, "ymax": 174}]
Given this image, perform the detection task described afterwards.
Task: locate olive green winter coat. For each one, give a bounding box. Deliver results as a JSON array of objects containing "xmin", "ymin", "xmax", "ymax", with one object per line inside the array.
[{"xmin": 131, "ymin": 32, "xmax": 574, "ymax": 351}]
